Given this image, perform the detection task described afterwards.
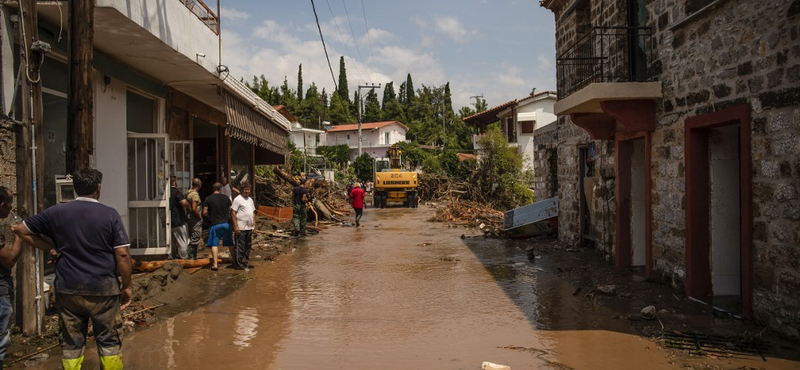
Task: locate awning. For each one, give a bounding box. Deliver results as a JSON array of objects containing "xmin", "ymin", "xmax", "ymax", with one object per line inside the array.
[{"xmin": 221, "ymin": 89, "xmax": 289, "ymax": 157}]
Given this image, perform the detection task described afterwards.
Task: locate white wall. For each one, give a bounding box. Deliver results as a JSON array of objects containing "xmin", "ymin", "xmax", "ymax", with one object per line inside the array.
[
  {"xmin": 97, "ymin": 0, "xmax": 221, "ymax": 73},
  {"xmin": 710, "ymin": 125, "xmax": 741, "ymax": 296},
  {"xmin": 93, "ymin": 71, "xmax": 129, "ymax": 224}
]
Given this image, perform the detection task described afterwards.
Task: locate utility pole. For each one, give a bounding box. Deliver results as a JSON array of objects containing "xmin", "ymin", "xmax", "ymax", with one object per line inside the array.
[
  {"xmin": 18, "ymin": 0, "xmax": 47, "ymax": 336},
  {"xmin": 469, "ymin": 94, "xmax": 483, "ymax": 108},
  {"xmin": 357, "ymin": 83, "xmax": 381, "ymax": 156},
  {"xmin": 67, "ymin": 0, "xmax": 95, "ymax": 172}
]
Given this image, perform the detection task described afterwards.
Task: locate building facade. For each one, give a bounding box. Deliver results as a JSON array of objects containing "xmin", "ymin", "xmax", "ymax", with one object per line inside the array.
[
  {"xmin": 464, "ymin": 91, "xmax": 557, "ymax": 172},
  {"xmin": 326, "ymin": 121, "xmax": 408, "ymax": 161},
  {"xmin": 539, "ymin": 0, "xmax": 800, "ymax": 338},
  {"xmin": 1, "ymin": 0, "xmax": 290, "ymax": 256}
]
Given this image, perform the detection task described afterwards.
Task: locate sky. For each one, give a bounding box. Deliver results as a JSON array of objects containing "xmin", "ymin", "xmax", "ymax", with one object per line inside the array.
[{"xmin": 218, "ymin": 0, "xmax": 556, "ymax": 111}]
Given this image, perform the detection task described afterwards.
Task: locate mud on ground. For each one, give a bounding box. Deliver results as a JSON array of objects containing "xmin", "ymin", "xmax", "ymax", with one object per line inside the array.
[
  {"xmin": 504, "ymin": 235, "xmax": 800, "ymax": 367},
  {"xmin": 5, "ymin": 218, "xmax": 298, "ymax": 368}
]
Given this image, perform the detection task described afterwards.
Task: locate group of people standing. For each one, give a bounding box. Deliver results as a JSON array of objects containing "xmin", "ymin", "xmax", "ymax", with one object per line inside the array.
[{"xmin": 169, "ymin": 177, "xmax": 256, "ymax": 271}]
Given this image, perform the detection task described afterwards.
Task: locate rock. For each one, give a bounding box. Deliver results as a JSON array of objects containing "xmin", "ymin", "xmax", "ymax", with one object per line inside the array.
[
  {"xmin": 641, "ymin": 305, "xmax": 657, "ymax": 320},
  {"xmin": 482, "ymin": 361, "xmax": 511, "ymax": 370},
  {"xmin": 23, "ymin": 352, "xmax": 49, "ymax": 367},
  {"xmin": 658, "ymin": 309, "xmax": 670, "ymax": 316},
  {"xmin": 479, "ymin": 223, "xmax": 486, "ymax": 229},
  {"xmin": 597, "ymin": 284, "xmax": 617, "ymax": 295},
  {"xmin": 620, "ymin": 292, "xmax": 633, "ymax": 299}
]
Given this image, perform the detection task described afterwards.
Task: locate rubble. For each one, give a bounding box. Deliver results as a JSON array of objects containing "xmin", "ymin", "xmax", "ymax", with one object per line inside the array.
[{"xmin": 427, "ymin": 197, "xmax": 505, "ymax": 237}]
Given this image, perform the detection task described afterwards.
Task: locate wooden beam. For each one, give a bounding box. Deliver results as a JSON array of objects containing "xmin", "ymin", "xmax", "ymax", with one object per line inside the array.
[{"xmin": 67, "ymin": 0, "xmax": 94, "ymax": 173}]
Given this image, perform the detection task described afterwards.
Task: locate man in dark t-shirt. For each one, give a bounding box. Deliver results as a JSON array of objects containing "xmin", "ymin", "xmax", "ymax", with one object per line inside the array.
[
  {"xmin": 292, "ymin": 181, "xmax": 310, "ymax": 237},
  {"xmin": 14, "ymin": 168, "xmax": 131, "ymax": 370},
  {"xmin": 169, "ymin": 176, "xmax": 190, "ymax": 259},
  {"xmin": 203, "ymin": 182, "xmax": 233, "ymax": 270}
]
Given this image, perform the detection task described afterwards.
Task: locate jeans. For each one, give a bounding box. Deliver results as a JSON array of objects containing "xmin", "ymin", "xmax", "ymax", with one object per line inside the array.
[
  {"xmin": 0, "ymin": 294, "xmax": 13, "ymax": 370},
  {"xmin": 235, "ymin": 230, "xmax": 253, "ymax": 267}
]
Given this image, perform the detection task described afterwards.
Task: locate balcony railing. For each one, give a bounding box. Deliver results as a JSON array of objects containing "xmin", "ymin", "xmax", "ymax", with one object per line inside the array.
[
  {"xmin": 556, "ymin": 26, "xmax": 654, "ymax": 99},
  {"xmin": 179, "ymin": 0, "xmax": 219, "ymax": 34}
]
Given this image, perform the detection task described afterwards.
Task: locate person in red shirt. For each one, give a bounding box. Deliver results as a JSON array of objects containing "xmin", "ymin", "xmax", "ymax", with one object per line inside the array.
[{"xmin": 349, "ymin": 182, "xmax": 366, "ymax": 227}]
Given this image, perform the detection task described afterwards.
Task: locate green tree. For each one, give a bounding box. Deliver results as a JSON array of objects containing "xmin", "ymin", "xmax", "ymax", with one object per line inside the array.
[
  {"xmin": 337, "ymin": 56, "xmax": 350, "ymax": 104},
  {"xmin": 328, "ymin": 92, "xmax": 354, "ymax": 125},
  {"xmin": 395, "ymin": 141, "xmax": 429, "ymax": 170},
  {"xmin": 353, "ymin": 153, "xmax": 375, "ymax": 182},
  {"xmin": 316, "ymin": 144, "xmax": 351, "ymax": 168},
  {"xmin": 405, "ymin": 73, "xmax": 415, "ymax": 105},
  {"xmin": 279, "ymin": 76, "xmax": 298, "ymax": 111},
  {"xmin": 298, "ymin": 83, "xmax": 324, "ymax": 126},
  {"xmin": 363, "ymin": 89, "xmax": 381, "ymax": 122},
  {"xmin": 296, "ymin": 64, "xmax": 303, "ymax": 102},
  {"xmin": 398, "ymin": 81, "xmax": 407, "ymax": 105},
  {"xmin": 381, "ymin": 82, "xmax": 404, "ymax": 122},
  {"xmin": 287, "ymin": 141, "xmax": 304, "ymax": 175},
  {"xmin": 473, "ymin": 127, "xmax": 533, "ymax": 208}
]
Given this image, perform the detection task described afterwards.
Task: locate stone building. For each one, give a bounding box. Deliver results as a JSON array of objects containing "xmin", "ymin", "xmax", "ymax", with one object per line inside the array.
[{"xmin": 539, "ymin": 0, "xmax": 800, "ymax": 338}]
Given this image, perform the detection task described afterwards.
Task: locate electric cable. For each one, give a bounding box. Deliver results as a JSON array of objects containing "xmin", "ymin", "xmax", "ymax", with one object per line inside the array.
[
  {"xmin": 324, "ymin": 0, "xmax": 367, "ymax": 84},
  {"xmin": 360, "ymin": 0, "xmax": 378, "ymax": 82},
  {"xmin": 340, "ymin": 0, "xmax": 367, "ymax": 83},
  {"xmin": 310, "ymin": 0, "xmax": 338, "ymax": 91}
]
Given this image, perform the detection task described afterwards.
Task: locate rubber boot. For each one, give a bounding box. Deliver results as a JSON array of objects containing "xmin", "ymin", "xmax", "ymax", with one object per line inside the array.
[
  {"xmin": 62, "ymin": 356, "xmax": 85, "ymax": 370},
  {"xmin": 99, "ymin": 354, "xmax": 123, "ymax": 370},
  {"xmin": 188, "ymin": 244, "xmax": 198, "ymax": 260}
]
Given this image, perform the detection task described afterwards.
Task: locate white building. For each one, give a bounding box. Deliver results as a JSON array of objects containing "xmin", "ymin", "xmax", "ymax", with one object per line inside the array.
[
  {"xmin": 326, "ymin": 121, "xmax": 408, "ymax": 161},
  {"xmin": 463, "ymin": 91, "xmax": 557, "ymax": 171},
  {"xmin": 273, "ymin": 105, "xmax": 325, "ymax": 156},
  {"xmin": 1, "ymin": 0, "xmax": 290, "ymax": 256}
]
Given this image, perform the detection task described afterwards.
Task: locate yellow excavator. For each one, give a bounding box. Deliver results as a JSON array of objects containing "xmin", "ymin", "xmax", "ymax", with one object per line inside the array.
[{"xmin": 373, "ymin": 144, "xmax": 419, "ymax": 208}]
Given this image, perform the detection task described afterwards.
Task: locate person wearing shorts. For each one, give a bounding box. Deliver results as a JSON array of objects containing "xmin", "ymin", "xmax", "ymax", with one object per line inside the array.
[{"xmin": 203, "ymin": 182, "xmax": 233, "ymax": 270}]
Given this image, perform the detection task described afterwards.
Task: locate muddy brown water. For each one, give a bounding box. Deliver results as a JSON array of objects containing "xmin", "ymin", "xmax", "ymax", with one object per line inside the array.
[{"xmin": 22, "ymin": 205, "xmax": 800, "ymax": 369}]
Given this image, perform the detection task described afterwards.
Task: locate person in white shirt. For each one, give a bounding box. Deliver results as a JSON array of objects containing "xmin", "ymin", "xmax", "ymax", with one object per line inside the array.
[{"xmin": 230, "ymin": 183, "xmax": 256, "ymax": 270}]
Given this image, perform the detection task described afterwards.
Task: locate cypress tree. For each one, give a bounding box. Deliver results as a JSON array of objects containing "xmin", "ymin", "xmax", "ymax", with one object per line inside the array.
[
  {"xmin": 337, "ymin": 56, "xmax": 350, "ymax": 104},
  {"xmin": 405, "ymin": 73, "xmax": 415, "ymax": 103},
  {"xmin": 297, "ymin": 64, "xmax": 303, "ymax": 102}
]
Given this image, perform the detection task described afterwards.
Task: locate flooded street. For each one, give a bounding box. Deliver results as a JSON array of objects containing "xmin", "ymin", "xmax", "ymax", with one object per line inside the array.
[{"xmin": 24, "ymin": 206, "xmax": 799, "ymax": 370}]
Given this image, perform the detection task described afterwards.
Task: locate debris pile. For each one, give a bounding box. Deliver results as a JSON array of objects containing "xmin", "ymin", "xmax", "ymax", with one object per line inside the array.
[
  {"xmin": 418, "ymin": 173, "xmax": 472, "ymax": 202},
  {"xmin": 257, "ymin": 167, "xmax": 352, "ymax": 224},
  {"xmin": 428, "ymin": 198, "xmax": 505, "ymax": 237}
]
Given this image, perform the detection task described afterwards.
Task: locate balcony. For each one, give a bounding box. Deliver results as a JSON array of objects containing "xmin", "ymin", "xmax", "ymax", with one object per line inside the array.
[
  {"xmin": 179, "ymin": 0, "xmax": 220, "ymax": 35},
  {"xmin": 554, "ymin": 26, "xmax": 661, "ymax": 117}
]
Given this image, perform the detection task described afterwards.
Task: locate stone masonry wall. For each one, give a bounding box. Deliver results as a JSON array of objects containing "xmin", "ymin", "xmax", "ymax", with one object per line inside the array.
[
  {"xmin": 646, "ymin": 0, "xmax": 800, "ymax": 338},
  {"xmin": 0, "ymin": 119, "xmax": 17, "ymax": 196},
  {"xmin": 548, "ymin": 0, "xmax": 625, "ymax": 254},
  {"xmin": 533, "ymin": 128, "xmax": 558, "ymax": 202}
]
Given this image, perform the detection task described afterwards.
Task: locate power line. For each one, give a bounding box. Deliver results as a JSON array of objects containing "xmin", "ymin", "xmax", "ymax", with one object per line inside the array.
[
  {"xmin": 310, "ymin": 0, "xmax": 338, "ymax": 90},
  {"xmin": 360, "ymin": 0, "xmax": 378, "ymax": 82},
  {"xmin": 324, "ymin": 0, "xmax": 367, "ymax": 84},
  {"xmin": 340, "ymin": 0, "xmax": 368, "ymax": 83}
]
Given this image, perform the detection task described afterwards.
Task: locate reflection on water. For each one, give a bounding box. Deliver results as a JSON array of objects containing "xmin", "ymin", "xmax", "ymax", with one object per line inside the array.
[
  {"xmin": 164, "ymin": 318, "xmax": 178, "ymax": 369},
  {"xmin": 233, "ymin": 307, "xmax": 259, "ymax": 349},
  {"xmin": 17, "ymin": 206, "xmax": 800, "ymax": 370}
]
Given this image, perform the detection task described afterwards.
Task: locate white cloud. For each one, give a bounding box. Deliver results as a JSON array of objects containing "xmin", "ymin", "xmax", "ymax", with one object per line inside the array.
[
  {"xmin": 220, "ymin": 7, "xmax": 250, "ymax": 21},
  {"xmin": 435, "ymin": 16, "xmax": 475, "ymax": 43},
  {"xmin": 537, "ymin": 54, "xmax": 553, "ymax": 72},
  {"xmin": 360, "ymin": 28, "xmax": 393, "ymax": 45}
]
